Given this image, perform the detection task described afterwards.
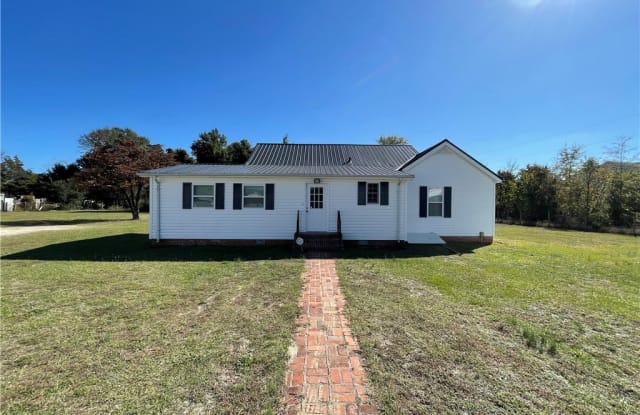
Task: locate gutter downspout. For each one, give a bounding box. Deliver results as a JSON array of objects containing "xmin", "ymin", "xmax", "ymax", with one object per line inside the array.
[
  {"xmin": 396, "ymin": 181, "xmax": 402, "ymax": 242},
  {"xmin": 492, "ymin": 183, "xmax": 496, "ymax": 239},
  {"xmin": 154, "ymin": 176, "xmax": 161, "ymax": 243}
]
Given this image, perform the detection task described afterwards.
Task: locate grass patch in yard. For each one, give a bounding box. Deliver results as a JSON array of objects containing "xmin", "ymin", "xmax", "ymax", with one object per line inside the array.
[
  {"xmin": 520, "ymin": 325, "xmax": 557, "ymax": 355},
  {"xmin": 1, "ymin": 211, "xmax": 304, "ymax": 414},
  {"xmin": 338, "ymin": 224, "xmax": 640, "ymax": 414}
]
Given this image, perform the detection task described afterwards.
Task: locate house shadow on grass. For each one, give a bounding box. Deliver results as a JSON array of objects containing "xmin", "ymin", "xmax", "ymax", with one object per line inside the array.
[
  {"xmin": 2, "ymin": 233, "xmax": 300, "ymax": 262},
  {"xmin": 337, "ymin": 242, "xmax": 486, "ymax": 259},
  {"xmin": 3, "ymin": 233, "xmax": 486, "ymax": 262}
]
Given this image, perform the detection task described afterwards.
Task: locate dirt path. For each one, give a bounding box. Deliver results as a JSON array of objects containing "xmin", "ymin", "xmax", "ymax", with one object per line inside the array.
[
  {"xmin": 284, "ymin": 256, "xmax": 377, "ymax": 415},
  {"xmin": 0, "ymin": 225, "xmax": 80, "ymax": 237}
]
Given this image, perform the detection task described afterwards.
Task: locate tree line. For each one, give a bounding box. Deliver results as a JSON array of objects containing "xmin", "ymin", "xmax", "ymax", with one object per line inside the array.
[
  {"xmin": 2, "ymin": 128, "xmax": 637, "ymax": 230},
  {"xmin": 1, "ymin": 128, "xmax": 405, "ymax": 219},
  {"xmin": 496, "ymin": 137, "xmax": 639, "ymax": 230},
  {"xmin": 0, "ymin": 127, "xmax": 257, "ymax": 219}
]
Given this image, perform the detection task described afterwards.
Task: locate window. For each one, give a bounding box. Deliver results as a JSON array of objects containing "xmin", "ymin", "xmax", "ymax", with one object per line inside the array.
[
  {"xmin": 419, "ymin": 186, "xmax": 451, "ymax": 218},
  {"xmin": 243, "ymin": 185, "xmax": 264, "ymax": 208},
  {"xmin": 367, "ymin": 183, "xmax": 379, "ymax": 204},
  {"xmin": 428, "ymin": 187, "xmax": 443, "ymax": 216},
  {"xmin": 193, "ymin": 185, "xmax": 214, "ymax": 208},
  {"xmin": 310, "ymin": 186, "xmax": 323, "ymax": 209},
  {"xmin": 358, "ymin": 181, "xmax": 389, "ymax": 206}
]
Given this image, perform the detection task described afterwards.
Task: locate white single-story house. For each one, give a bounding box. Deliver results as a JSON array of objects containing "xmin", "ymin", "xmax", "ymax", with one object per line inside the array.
[{"xmin": 138, "ymin": 139, "xmax": 501, "ymax": 247}]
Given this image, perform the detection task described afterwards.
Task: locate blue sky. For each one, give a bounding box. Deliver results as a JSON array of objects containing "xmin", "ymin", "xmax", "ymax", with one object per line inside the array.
[{"xmin": 2, "ymin": 0, "xmax": 638, "ymax": 173}]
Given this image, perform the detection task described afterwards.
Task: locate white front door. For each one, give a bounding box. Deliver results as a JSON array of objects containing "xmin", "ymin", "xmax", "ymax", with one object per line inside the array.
[{"xmin": 306, "ymin": 184, "xmax": 326, "ymax": 231}]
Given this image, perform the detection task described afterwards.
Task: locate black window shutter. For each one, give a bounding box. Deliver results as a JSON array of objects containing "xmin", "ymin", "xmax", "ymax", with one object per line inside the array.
[
  {"xmin": 419, "ymin": 186, "xmax": 427, "ymax": 217},
  {"xmin": 380, "ymin": 182, "xmax": 389, "ymax": 206},
  {"xmin": 444, "ymin": 186, "xmax": 452, "ymax": 218},
  {"xmin": 265, "ymin": 183, "xmax": 275, "ymax": 210},
  {"xmin": 215, "ymin": 183, "xmax": 225, "ymax": 209},
  {"xmin": 233, "ymin": 183, "xmax": 242, "ymax": 210},
  {"xmin": 357, "ymin": 182, "xmax": 366, "ymax": 205},
  {"xmin": 182, "ymin": 182, "xmax": 192, "ymax": 209}
]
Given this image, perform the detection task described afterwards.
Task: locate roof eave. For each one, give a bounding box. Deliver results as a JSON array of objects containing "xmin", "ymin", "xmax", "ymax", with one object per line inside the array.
[{"xmin": 138, "ymin": 172, "xmax": 413, "ymax": 179}]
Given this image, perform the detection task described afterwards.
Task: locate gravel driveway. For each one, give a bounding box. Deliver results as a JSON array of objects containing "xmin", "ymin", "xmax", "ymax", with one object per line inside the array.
[{"xmin": 0, "ymin": 225, "xmax": 80, "ymax": 237}]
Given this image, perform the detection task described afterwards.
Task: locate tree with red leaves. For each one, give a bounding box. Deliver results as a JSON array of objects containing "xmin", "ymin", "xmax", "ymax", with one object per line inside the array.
[{"xmin": 78, "ymin": 128, "xmax": 175, "ymax": 219}]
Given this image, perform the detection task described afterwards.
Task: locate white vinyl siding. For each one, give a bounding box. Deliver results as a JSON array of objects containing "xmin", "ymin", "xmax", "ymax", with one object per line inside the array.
[
  {"xmin": 146, "ymin": 142, "xmax": 497, "ymax": 244},
  {"xmin": 156, "ymin": 177, "xmax": 295, "ymax": 239},
  {"xmin": 325, "ymin": 180, "xmax": 401, "ymax": 240},
  {"xmin": 404, "ymin": 146, "xmax": 498, "ymax": 240},
  {"xmin": 150, "ymin": 177, "xmax": 405, "ymax": 241}
]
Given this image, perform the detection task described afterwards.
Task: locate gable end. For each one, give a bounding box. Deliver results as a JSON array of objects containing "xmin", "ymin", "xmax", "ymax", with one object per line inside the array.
[{"xmin": 401, "ymin": 139, "xmax": 501, "ymax": 183}]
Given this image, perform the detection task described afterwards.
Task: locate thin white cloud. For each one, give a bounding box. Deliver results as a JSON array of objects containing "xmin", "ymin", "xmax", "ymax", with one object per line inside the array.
[
  {"xmin": 353, "ymin": 59, "xmax": 398, "ymax": 89},
  {"xmin": 509, "ymin": 0, "xmax": 544, "ymax": 8}
]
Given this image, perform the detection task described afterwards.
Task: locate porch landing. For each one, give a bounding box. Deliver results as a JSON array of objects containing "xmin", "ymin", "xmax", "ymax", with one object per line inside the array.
[
  {"xmin": 406, "ymin": 232, "xmax": 446, "ymax": 244},
  {"xmin": 295, "ymin": 232, "xmax": 344, "ymax": 251}
]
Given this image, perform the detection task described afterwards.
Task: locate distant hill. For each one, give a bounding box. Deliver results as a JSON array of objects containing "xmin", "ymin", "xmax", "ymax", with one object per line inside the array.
[{"xmin": 600, "ymin": 161, "xmax": 640, "ymax": 172}]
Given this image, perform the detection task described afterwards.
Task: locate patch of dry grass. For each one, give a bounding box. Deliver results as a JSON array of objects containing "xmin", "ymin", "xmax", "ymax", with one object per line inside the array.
[
  {"xmin": 338, "ymin": 225, "xmax": 640, "ymax": 414},
  {"xmin": 1, "ymin": 211, "xmax": 303, "ymax": 414}
]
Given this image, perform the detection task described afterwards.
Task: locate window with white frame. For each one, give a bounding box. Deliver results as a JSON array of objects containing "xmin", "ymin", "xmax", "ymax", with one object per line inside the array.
[
  {"xmin": 367, "ymin": 183, "xmax": 379, "ymax": 204},
  {"xmin": 428, "ymin": 187, "xmax": 443, "ymax": 216},
  {"xmin": 243, "ymin": 185, "xmax": 264, "ymax": 208},
  {"xmin": 193, "ymin": 185, "xmax": 214, "ymax": 208}
]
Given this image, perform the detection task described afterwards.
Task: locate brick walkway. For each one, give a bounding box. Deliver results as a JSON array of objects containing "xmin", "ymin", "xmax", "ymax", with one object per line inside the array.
[{"xmin": 284, "ymin": 256, "xmax": 377, "ymax": 415}]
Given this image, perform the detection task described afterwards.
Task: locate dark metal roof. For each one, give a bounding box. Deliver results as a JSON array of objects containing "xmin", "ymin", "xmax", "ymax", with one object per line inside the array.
[
  {"xmin": 138, "ymin": 141, "xmax": 497, "ymax": 181},
  {"xmin": 139, "ymin": 164, "xmax": 413, "ymax": 178},
  {"xmin": 247, "ymin": 144, "xmax": 417, "ymax": 167}
]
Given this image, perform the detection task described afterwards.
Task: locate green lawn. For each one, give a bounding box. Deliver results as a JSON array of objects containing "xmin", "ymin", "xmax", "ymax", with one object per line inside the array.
[
  {"xmin": 338, "ymin": 225, "xmax": 640, "ymax": 414},
  {"xmin": 1, "ymin": 211, "xmax": 304, "ymax": 414},
  {"xmin": 3, "ymin": 214, "xmax": 639, "ymax": 414}
]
